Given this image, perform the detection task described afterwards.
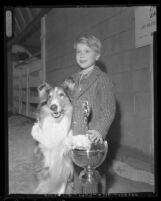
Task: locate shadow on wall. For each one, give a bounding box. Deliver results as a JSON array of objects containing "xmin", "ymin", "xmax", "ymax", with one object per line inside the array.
[
  {"xmin": 105, "ymin": 101, "xmax": 121, "ymax": 192},
  {"xmin": 96, "ymin": 60, "xmax": 122, "ymax": 164},
  {"xmin": 96, "ymin": 60, "xmax": 107, "ymax": 73},
  {"xmin": 97, "ymin": 60, "xmax": 122, "ymax": 163},
  {"xmin": 96, "ymin": 60, "xmax": 122, "ymax": 192},
  {"xmin": 97, "ymin": 100, "xmax": 121, "ymax": 192},
  {"xmin": 107, "ymin": 100, "xmax": 121, "ymax": 166}
]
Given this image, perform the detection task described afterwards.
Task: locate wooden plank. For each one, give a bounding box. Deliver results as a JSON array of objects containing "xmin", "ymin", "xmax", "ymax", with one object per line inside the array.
[
  {"xmin": 8, "ymin": 8, "xmax": 52, "ymax": 47},
  {"xmin": 13, "ymin": 101, "xmax": 19, "ymax": 113},
  {"xmin": 41, "ymin": 16, "xmax": 46, "ymax": 82},
  {"xmin": 26, "ymin": 67, "xmax": 29, "ymax": 116},
  {"xmin": 12, "ymin": 57, "xmax": 42, "ymax": 118},
  {"xmin": 29, "ymin": 71, "xmax": 42, "ymax": 87},
  {"xmin": 46, "ymin": 65, "xmax": 76, "ymax": 84},
  {"xmin": 46, "ymin": 7, "xmax": 124, "ymax": 40},
  {"xmin": 16, "ymin": 59, "xmax": 42, "ymax": 73},
  {"xmin": 29, "ymin": 96, "xmax": 39, "ymax": 104},
  {"xmin": 46, "ymin": 53, "xmax": 76, "ymax": 73},
  {"xmin": 28, "ymin": 111, "xmax": 37, "ymax": 119},
  {"xmin": 13, "ymin": 89, "xmax": 19, "ymax": 97},
  {"xmin": 13, "ymin": 96, "xmax": 19, "ymax": 102},
  {"xmin": 17, "ymin": 8, "xmax": 26, "ymax": 27},
  {"xmin": 19, "ymin": 80, "xmax": 22, "ymax": 114},
  {"xmin": 21, "ymin": 75, "xmax": 27, "ymax": 88}
]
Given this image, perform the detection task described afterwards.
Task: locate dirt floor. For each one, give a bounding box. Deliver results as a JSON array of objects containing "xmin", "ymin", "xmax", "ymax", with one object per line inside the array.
[
  {"xmin": 8, "ymin": 114, "xmax": 155, "ymax": 196},
  {"xmin": 8, "ymin": 115, "xmax": 37, "ymax": 194}
]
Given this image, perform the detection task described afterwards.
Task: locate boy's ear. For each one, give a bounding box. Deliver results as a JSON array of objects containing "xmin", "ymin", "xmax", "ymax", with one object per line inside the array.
[{"xmin": 96, "ymin": 54, "xmax": 100, "ymax": 61}]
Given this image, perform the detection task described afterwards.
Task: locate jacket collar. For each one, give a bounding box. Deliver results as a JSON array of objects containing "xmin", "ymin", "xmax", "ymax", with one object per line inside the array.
[{"xmin": 74, "ymin": 66, "xmax": 101, "ymax": 100}]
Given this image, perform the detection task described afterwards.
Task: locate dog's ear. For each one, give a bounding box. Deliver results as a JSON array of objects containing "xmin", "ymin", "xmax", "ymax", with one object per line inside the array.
[
  {"xmin": 37, "ymin": 82, "xmax": 52, "ymax": 102},
  {"xmin": 61, "ymin": 77, "xmax": 75, "ymax": 102},
  {"xmin": 62, "ymin": 77, "xmax": 75, "ymax": 92}
]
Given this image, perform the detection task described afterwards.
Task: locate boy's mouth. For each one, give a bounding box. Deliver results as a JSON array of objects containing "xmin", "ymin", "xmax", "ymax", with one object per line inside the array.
[{"xmin": 79, "ymin": 60, "xmax": 87, "ymax": 63}]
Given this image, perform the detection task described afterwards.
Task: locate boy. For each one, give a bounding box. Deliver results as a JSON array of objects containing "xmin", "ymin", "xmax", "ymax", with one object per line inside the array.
[
  {"xmin": 68, "ymin": 34, "xmax": 116, "ymax": 193},
  {"xmin": 71, "ymin": 34, "xmax": 115, "ymax": 143}
]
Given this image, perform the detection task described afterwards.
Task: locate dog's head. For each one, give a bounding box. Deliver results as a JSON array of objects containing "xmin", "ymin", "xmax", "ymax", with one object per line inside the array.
[
  {"xmin": 37, "ymin": 82, "xmax": 73, "ymax": 119},
  {"xmin": 46, "ymin": 86, "xmax": 72, "ymax": 118}
]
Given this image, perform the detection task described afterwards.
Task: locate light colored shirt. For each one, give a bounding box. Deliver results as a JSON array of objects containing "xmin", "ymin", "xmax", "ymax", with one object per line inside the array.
[{"xmin": 79, "ymin": 66, "xmax": 95, "ymax": 81}]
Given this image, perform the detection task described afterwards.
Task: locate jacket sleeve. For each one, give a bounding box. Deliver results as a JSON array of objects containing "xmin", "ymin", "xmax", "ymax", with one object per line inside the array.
[{"xmin": 93, "ymin": 74, "xmax": 116, "ymax": 139}]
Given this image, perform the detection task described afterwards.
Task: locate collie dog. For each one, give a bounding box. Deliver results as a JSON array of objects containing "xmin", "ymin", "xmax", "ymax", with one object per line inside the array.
[{"xmin": 31, "ymin": 81, "xmax": 91, "ymax": 194}]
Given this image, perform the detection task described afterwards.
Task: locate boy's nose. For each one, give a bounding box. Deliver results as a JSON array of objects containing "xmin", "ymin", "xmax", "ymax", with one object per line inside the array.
[{"xmin": 79, "ymin": 52, "xmax": 85, "ymax": 57}]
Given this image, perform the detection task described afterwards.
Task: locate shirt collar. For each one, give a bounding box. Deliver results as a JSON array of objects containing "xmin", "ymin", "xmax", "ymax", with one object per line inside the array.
[{"xmin": 79, "ymin": 66, "xmax": 95, "ymax": 77}]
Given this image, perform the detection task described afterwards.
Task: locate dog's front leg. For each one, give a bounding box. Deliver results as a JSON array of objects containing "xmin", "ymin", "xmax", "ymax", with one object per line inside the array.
[
  {"xmin": 62, "ymin": 136, "xmax": 73, "ymax": 153},
  {"xmin": 31, "ymin": 123, "xmax": 46, "ymax": 145},
  {"xmin": 61, "ymin": 130, "xmax": 73, "ymax": 149}
]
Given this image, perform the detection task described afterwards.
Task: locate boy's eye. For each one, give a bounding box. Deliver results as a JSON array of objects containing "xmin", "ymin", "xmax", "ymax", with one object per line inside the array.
[
  {"xmin": 76, "ymin": 50, "xmax": 90, "ymax": 54},
  {"xmin": 85, "ymin": 49, "xmax": 90, "ymax": 53}
]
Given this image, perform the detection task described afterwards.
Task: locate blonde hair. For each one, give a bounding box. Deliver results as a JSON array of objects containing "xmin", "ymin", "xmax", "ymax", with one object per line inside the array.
[{"xmin": 74, "ymin": 34, "xmax": 102, "ymax": 54}]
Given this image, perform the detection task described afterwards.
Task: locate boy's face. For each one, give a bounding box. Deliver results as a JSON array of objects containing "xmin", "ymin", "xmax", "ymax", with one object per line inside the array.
[{"xmin": 75, "ymin": 43, "xmax": 100, "ymax": 69}]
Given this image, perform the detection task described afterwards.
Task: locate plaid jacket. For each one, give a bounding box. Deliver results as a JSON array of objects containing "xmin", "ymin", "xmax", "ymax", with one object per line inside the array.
[{"xmin": 70, "ymin": 66, "xmax": 116, "ymax": 139}]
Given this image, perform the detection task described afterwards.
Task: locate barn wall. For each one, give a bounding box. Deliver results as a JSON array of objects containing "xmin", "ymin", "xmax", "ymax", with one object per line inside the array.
[{"xmin": 45, "ymin": 7, "xmax": 153, "ymax": 166}]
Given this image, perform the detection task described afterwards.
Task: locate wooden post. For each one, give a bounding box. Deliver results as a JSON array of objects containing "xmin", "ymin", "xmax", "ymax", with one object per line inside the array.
[
  {"xmin": 41, "ymin": 16, "xmax": 46, "ymax": 83},
  {"xmin": 150, "ymin": 39, "xmax": 154, "ymax": 156},
  {"xmin": 18, "ymin": 71, "xmax": 22, "ymax": 114},
  {"xmin": 26, "ymin": 67, "xmax": 29, "ymax": 116}
]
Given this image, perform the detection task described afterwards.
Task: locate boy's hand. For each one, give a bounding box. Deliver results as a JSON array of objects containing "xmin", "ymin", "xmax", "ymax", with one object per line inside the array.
[{"xmin": 86, "ymin": 130, "xmax": 103, "ymax": 144}]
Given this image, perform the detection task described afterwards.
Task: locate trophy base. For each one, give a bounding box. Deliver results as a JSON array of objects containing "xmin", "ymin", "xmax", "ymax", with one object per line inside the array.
[
  {"xmin": 81, "ymin": 181, "xmax": 98, "ymax": 194},
  {"xmin": 79, "ymin": 167, "xmax": 105, "ymax": 194}
]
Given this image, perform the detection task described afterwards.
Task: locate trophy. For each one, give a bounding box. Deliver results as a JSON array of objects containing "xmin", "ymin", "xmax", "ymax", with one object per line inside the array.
[
  {"xmin": 82, "ymin": 99, "xmax": 90, "ymax": 131},
  {"xmin": 71, "ymin": 99, "xmax": 108, "ymax": 194}
]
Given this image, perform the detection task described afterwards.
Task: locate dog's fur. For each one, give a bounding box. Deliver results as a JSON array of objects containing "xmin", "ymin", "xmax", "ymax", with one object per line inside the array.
[{"xmin": 31, "ymin": 81, "xmax": 91, "ymax": 194}]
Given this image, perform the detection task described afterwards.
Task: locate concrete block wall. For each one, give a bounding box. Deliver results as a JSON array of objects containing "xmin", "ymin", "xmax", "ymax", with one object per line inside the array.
[{"xmin": 45, "ymin": 7, "xmax": 153, "ymax": 159}]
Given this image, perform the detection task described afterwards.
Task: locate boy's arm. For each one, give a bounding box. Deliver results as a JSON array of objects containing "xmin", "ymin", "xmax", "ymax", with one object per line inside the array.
[{"xmin": 93, "ymin": 74, "xmax": 116, "ymax": 139}]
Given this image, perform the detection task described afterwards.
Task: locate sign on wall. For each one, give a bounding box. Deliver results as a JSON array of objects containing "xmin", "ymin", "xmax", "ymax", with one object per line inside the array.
[{"xmin": 135, "ymin": 6, "xmax": 156, "ymax": 48}]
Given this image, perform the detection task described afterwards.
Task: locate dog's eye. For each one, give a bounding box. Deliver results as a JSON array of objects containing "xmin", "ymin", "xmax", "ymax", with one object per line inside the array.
[
  {"xmin": 48, "ymin": 93, "xmax": 52, "ymax": 99},
  {"xmin": 59, "ymin": 93, "xmax": 65, "ymax": 97}
]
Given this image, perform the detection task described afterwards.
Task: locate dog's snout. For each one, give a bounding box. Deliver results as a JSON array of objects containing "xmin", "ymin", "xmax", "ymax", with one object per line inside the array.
[{"xmin": 50, "ymin": 104, "xmax": 58, "ymax": 111}]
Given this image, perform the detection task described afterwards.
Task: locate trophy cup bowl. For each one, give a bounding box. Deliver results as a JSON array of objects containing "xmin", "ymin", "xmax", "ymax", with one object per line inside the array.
[
  {"xmin": 71, "ymin": 141, "xmax": 108, "ymax": 193},
  {"xmin": 71, "ymin": 141, "xmax": 108, "ymax": 169}
]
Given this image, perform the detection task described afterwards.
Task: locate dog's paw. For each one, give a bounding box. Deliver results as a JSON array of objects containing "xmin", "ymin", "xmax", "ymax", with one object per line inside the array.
[{"xmin": 71, "ymin": 135, "xmax": 91, "ymax": 150}]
